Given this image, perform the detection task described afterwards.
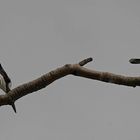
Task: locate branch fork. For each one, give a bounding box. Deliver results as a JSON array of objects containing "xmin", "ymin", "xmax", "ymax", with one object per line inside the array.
[{"xmin": 0, "ymin": 57, "xmax": 139, "ymax": 112}]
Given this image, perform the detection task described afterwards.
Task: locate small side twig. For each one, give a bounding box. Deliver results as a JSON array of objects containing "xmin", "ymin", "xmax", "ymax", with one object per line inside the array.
[{"xmin": 79, "ymin": 57, "xmax": 93, "ymax": 66}]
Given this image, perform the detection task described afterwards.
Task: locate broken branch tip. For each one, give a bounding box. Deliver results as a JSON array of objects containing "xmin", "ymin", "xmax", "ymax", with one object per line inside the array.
[{"xmin": 79, "ymin": 57, "xmax": 93, "ymax": 66}]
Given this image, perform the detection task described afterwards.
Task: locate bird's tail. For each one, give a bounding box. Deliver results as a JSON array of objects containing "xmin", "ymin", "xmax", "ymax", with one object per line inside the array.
[
  {"xmin": 129, "ymin": 58, "xmax": 140, "ymax": 64},
  {"xmin": 6, "ymin": 88, "xmax": 17, "ymax": 113},
  {"xmin": 11, "ymin": 102, "xmax": 16, "ymax": 113},
  {"xmin": 7, "ymin": 94, "xmax": 17, "ymax": 113}
]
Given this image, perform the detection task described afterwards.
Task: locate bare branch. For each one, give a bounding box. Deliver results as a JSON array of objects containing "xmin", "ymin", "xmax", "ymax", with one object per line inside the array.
[{"xmin": 1, "ymin": 57, "xmax": 140, "ymax": 111}]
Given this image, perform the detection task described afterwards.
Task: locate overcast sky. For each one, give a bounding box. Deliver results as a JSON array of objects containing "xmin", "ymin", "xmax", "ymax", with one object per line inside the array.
[{"xmin": 0, "ymin": 0, "xmax": 140, "ymax": 140}]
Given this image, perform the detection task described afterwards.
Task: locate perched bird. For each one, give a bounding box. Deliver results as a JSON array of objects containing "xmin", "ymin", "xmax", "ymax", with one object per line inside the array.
[
  {"xmin": 0, "ymin": 64, "xmax": 16, "ymax": 113},
  {"xmin": 129, "ymin": 58, "xmax": 140, "ymax": 64}
]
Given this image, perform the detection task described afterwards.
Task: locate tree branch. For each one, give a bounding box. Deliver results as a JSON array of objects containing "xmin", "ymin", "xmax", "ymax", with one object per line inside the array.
[{"xmin": 1, "ymin": 57, "xmax": 140, "ymax": 111}]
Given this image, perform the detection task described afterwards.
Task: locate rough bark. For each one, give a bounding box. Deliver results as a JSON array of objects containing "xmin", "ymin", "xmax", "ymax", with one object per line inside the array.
[{"xmin": 1, "ymin": 58, "xmax": 140, "ymax": 111}]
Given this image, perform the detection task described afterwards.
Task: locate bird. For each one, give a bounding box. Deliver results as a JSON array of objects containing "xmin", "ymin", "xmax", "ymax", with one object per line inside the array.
[
  {"xmin": 0, "ymin": 64, "xmax": 16, "ymax": 113},
  {"xmin": 129, "ymin": 58, "xmax": 140, "ymax": 64}
]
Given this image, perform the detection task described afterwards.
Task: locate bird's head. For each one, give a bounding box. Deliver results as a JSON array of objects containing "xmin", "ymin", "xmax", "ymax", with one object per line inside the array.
[{"xmin": 0, "ymin": 64, "xmax": 12, "ymax": 93}]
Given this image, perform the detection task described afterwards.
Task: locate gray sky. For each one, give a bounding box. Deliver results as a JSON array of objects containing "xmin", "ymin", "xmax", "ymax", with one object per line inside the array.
[{"xmin": 0, "ymin": 0, "xmax": 140, "ymax": 139}]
